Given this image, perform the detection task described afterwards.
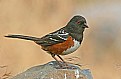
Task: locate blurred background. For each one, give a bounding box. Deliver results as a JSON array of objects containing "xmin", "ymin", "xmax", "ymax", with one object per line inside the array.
[{"xmin": 0, "ymin": 0, "xmax": 121, "ymax": 79}]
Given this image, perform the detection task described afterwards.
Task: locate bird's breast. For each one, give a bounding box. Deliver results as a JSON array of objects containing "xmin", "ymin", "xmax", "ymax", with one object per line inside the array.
[{"xmin": 62, "ymin": 39, "xmax": 80, "ymax": 55}]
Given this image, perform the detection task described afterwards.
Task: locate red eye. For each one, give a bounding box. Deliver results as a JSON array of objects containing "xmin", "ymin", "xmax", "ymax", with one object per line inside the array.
[{"xmin": 76, "ymin": 21, "xmax": 80, "ymax": 24}]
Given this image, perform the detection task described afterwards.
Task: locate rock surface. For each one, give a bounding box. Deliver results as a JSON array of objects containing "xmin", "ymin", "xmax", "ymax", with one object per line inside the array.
[{"xmin": 11, "ymin": 61, "xmax": 93, "ymax": 79}]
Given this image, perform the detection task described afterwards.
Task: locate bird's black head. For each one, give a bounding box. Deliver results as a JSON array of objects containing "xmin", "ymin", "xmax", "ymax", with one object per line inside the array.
[
  {"xmin": 69, "ymin": 15, "xmax": 88, "ymax": 28},
  {"xmin": 65, "ymin": 15, "xmax": 88, "ymax": 34}
]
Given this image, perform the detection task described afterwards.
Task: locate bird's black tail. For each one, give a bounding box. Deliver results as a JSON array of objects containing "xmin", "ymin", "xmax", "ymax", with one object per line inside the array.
[{"xmin": 5, "ymin": 34, "xmax": 40, "ymax": 41}]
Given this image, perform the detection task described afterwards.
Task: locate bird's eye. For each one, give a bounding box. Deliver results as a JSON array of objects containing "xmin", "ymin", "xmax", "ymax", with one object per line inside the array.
[{"xmin": 76, "ymin": 21, "xmax": 81, "ymax": 24}]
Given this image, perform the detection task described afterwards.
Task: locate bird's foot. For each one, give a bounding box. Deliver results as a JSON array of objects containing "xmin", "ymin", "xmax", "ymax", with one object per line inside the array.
[{"xmin": 56, "ymin": 61, "xmax": 77, "ymax": 69}]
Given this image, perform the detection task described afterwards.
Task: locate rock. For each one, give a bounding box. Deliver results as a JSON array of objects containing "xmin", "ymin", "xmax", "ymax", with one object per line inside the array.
[{"xmin": 11, "ymin": 61, "xmax": 93, "ymax": 79}]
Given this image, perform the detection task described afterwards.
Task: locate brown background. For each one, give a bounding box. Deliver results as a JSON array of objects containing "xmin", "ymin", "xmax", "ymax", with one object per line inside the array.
[{"xmin": 0, "ymin": 0, "xmax": 121, "ymax": 79}]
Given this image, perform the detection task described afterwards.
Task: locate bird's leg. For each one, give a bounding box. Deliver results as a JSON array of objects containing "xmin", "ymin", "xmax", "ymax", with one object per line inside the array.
[
  {"xmin": 51, "ymin": 54, "xmax": 62, "ymax": 67},
  {"xmin": 57, "ymin": 55, "xmax": 78, "ymax": 69},
  {"xmin": 57, "ymin": 55, "xmax": 68, "ymax": 66},
  {"xmin": 57, "ymin": 55, "xmax": 66, "ymax": 63}
]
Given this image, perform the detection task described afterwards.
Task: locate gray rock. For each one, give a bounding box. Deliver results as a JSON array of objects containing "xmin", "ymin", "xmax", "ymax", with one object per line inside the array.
[{"xmin": 11, "ymin": 61, "xmax": 93, "ymax": 79}]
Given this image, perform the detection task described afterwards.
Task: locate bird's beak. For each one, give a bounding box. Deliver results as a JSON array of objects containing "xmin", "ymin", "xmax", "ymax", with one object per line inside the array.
[{"xmin": 84, "ymin": 23, "xmax": 89, "ymax": 28}]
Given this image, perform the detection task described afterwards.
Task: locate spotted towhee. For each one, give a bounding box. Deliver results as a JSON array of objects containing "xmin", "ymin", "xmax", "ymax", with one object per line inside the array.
[{"xmin": 5, "ymin": 15, "xmax": 88, "ymax": 67}]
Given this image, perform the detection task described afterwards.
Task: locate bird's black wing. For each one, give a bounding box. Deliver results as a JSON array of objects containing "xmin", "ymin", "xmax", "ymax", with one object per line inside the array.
[{"xmin": 35, "ymin": 28, "xmax": 69, "ymax": 47}]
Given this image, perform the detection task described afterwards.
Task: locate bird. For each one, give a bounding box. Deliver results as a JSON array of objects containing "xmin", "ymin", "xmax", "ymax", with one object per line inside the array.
[{"xmin": 5, "ymin": 15, "xmax": 88, "ymax": 67}]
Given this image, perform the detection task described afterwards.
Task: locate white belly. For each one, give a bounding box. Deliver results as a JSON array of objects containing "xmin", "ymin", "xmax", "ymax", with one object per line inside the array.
[{"xmin": 62, "ymin": 39, "xmax": 80, "ymax": 55}]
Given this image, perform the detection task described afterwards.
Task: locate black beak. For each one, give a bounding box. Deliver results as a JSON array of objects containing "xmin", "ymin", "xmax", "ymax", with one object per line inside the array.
[{"xmin": 83, "ymin": 23, "xmax": 89, "ymax": 28}]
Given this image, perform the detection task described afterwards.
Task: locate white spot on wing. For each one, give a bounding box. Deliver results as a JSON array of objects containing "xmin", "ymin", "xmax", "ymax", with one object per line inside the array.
[
  {"xmin": 61, "ymin": 29, "xmax": 65, "ymax": 33},
  {"xmin": 48, "ymin": 29, "xmax": 68, "ymax": 40},
  {"xmin": 59, "ymin": 33, "xmax": 68, "ymax": 35},
  {"xmin": 49, "ymin": 37, "xmax": 59, "ymax": 41},
  {"xmin": 57, "ymin": 35, "xmax": 67, "ymax": 40}
]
